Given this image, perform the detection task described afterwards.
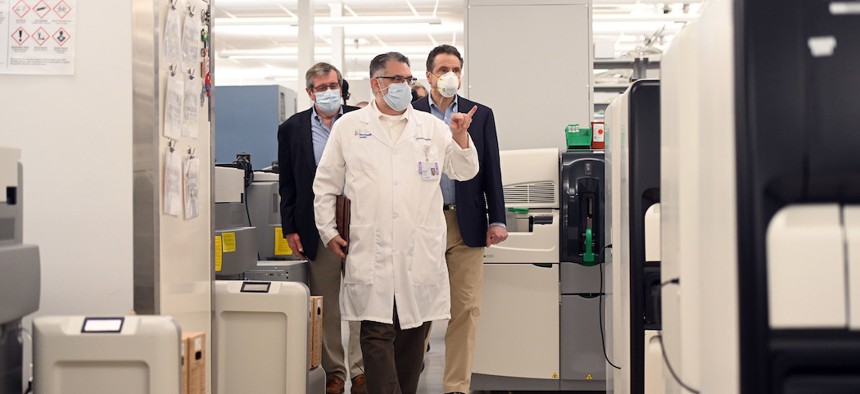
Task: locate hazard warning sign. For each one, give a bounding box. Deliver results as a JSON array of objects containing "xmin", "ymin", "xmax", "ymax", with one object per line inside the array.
[
  {"xmin": 2, "ymin": 0, "xmax": 77, "ymax": 75},
  {"xmin": 33, "ymin": 0, "xmax": 50, "ymax": 19},
  {"xmin": 33, "ymin": 27, "xmax": 50, "ymax": 46},
  {"xmin": 52, "ymin": 27, "xmax": 70, "ymax": 46},
  {"xmin": 13, "ymin": 0, "xmax": 31, "ymax": 18},
  {"xmin": 11, "ymin": 27, "xmax": 30, "ymax": 46},
  {"xmin": 54, "ymin": 1, "xmax": 71, "ymax": 19}
]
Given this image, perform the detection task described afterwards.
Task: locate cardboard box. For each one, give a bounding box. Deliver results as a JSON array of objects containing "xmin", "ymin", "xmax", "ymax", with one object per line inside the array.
[
  {"xmin": 309, "ymin": 296, "xmax": 323, "ymax": 370},
  {"xmin": 183, "ymin": 332, "xmax": 206, "ymax": 394}
]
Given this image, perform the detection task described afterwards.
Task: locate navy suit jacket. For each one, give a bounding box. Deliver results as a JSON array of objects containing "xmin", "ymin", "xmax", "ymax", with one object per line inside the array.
[
  {"xmin": 278, "ymin": 105, "xmax": 359, "ymax": 261},
  {"xmin": 413, "ymin": 96, "xmax": 506, "ymax": 247}
]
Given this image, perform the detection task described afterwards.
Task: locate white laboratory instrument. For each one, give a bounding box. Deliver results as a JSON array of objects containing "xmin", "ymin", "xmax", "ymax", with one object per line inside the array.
[
  {"xmin": 473, "ymin": 148, "xmax": 607, "ymax": 391},
  {"xmin": 214, "ymin": 280, "xmax": 310, "ymax": 394},
  {"xmin": 473, "ymin": 148, "xmax": 562, "ymax": 390},
  {"xmin": 604, "ymin": 80, "xmax": 664, "ymax": 394},
  {"xmin": 32, "ymin": 315, "xmax": 181, "ymax": 394},
  {"xmin": 659, "ymin": 0, "xmax": 860, "ymax": 392}
]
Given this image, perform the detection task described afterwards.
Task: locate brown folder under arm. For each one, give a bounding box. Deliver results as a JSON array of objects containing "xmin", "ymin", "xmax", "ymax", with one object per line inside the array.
[{"xmin": 335, "ymin": 195, "xmax": 350, "ymax": 255}]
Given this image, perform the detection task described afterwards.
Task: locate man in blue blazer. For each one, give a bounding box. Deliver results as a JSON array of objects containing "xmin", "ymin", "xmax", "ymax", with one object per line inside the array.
[
  {"xmin": 278, "ymin": 62, "xmax": 365, "ymax": 394},
  {"xmin": 412, "ymin": 45, "xmax": 508, "ymax": 394}
]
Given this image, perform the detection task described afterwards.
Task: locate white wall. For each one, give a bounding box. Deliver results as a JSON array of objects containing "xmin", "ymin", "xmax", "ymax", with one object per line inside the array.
[
  {"xmin": 0, "ymin": 0, "xmax": 135, "ymax": 380},
  {"xmin": 466, "ymin": 0, "xmax": 593, "ymax": 151},
  {"xmin": 1, "ymin": 0, "xmax": 135, "ymax": 318}
]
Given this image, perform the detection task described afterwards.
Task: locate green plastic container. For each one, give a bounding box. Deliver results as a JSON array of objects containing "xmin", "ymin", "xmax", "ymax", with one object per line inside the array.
[{"xmin": 565, "ymin": 124, "xmax": 592, "ymax": 149}]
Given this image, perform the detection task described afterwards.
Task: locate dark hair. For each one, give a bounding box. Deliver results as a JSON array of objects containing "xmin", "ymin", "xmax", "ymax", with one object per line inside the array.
[
  {"xmin": 341, "ymin": 79, "xmax": 351, "ymax": 103},
  {"xmin": 426, "ymin": 44, "xmax": 463, "ymax": 72},
  {"xmin": 369, "ymin": 52, "xmax": 410, "ymax": 78},
  {"xmin": 305, "ymin": 62, "xmax": 343, "ymax": 90}
]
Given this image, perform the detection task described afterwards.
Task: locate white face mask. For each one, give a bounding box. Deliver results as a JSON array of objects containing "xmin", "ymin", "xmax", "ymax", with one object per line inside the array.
[
  {"xmin": 382, "ymin": 82, "xmax": 412, "ymax": 111},
  {"xmin": 436, "ymin": 71, "xmax": 459, "ymax": 98},
  {"xmin": 314, "ymin": 89, "xmax": 341, "ymax": 114}
]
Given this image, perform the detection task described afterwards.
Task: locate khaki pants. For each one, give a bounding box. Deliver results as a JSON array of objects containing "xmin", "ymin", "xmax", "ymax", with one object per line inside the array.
[
  {"xmin": 309, "ymin": 242, "xmax": 364, "ymax": 380},
  {"xmin": 442, "ymin": 209, "xmax": 485, "ymax": 393}
]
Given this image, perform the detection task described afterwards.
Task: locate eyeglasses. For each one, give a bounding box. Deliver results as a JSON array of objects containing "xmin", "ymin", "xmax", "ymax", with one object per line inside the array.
[
  {"xmin": 311, "ymin": 83, "xmax": 340, "ymax": 93},
  {"xmin": 375, "ymin": 75, "xmax": 418, "ymax": 86}
]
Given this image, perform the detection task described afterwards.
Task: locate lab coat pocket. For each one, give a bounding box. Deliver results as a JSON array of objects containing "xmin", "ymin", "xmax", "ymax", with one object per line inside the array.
[
  {"xmin": 410, "ymin": 225, "xmax": 446, "ymax": 286},
  {"xmin": 344, "ymin": 224, "xmax": 377, "ymax": 285}
]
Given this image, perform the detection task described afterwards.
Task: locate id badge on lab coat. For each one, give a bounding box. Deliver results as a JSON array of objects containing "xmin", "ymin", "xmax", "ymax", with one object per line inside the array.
[{"xmin": 419, "ymin": 160, "xmax": 439, "ymax": 181}]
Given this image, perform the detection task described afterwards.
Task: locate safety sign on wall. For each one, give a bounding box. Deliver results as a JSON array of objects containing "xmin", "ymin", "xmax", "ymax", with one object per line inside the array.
[{"xmin": 0, "ymin": 0, "xmax": 76, "ymax": 74}]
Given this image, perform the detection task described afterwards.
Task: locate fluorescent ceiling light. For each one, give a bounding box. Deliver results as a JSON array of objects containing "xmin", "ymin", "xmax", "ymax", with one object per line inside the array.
[
  {"xmin": 593, "ymin": 22, "xmax": 683, "ymax": 34},
  {"xmin": 215, "ymin": 15, "xmax": 442, "ymax": 27},
  {"xmin": 213, "ymin": 23, "xmax": 461, "ymax": 38},
  {"xmin": 220, "ymin": 45, "xmax": 436, "ymax": 58},
  {"xmin": 593, "ymin": 14, "xmax": 697, "ymax": 22}
]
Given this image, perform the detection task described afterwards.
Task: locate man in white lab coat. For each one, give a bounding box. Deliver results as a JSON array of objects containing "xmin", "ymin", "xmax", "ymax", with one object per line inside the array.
[{"xmin": 313, "ymin": 51, "xmax": 480, "ymax": 394}]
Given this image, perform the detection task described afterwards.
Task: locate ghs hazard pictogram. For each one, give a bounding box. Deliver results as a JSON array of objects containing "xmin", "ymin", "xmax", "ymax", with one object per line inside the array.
[
  {"xmin": 53, "ymin": 0, "xmax": 71, "ymax": 19},
  {"xmin": 33, "ymin": 27, "xmax": 50, "ymax": 46},
  {"xmin": 33, "ymin": 0, "xmax": 51, "ymax": 19},
  {"xmin": 13, "ymin": 0, "xmax": 31, "ymax": 18},
  {"xmin": 53, "ymin": 27, "xmax": 70, "ymax": 46},
  {"xmin": 11, "ymin": 27, "xmax": 30, "ymax": 46}
]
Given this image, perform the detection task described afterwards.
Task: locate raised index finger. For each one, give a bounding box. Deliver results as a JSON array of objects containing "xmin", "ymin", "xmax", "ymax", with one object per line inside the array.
[{"xmin": 467, "ymin": 105, "xmax": 478, "ymax": 118}]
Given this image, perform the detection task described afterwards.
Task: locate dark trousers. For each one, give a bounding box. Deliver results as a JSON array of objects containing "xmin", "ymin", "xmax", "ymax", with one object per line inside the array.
[{"xmin": 360, "ymin": 306, "xmax": 431, "ymax": 394}]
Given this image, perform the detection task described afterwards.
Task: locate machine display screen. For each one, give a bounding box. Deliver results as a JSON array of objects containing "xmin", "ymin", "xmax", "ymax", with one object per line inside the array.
[
  {"xmin": 241, "ymin": 282, "xmax": 271, "ymax": 293},
  {"xmin": 81, "ymin": 317, "xmax": 125, "ymax": 333}
]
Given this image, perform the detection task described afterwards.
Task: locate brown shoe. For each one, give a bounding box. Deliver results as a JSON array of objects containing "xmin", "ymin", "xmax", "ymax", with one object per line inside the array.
[
  {"xmin": 326, "ymin": 375, "xmax": 345, "ymax": 394},
  {"xmin": 350, "ymin": 374, "xmax": 367, "ymax": 394}
]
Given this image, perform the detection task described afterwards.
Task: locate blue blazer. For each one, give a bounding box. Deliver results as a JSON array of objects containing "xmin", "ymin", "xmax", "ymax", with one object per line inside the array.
[
  {"xmin": 413, "ymin": 96, "xmax": 506, "ymax": 247},
  {"xmin": 278, "ymin": 105, "xmax": 359, "ymax": 261}
]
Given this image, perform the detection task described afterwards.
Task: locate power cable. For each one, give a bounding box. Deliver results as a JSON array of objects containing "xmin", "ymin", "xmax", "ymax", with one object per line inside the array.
[
  {"xmin": 655, "ymin": 279, "xmax": 701, "ymax": 393},
  {"xmin": 231, "ymin": 154, "xmax": 261, "ymax": 261},
  {"xmin": 655, "ymin": 334, "xmax": 701, "ymax": 394},
  {"xmin": 597, "ymin": 244, "xmax": 622, "ymax": 370}
]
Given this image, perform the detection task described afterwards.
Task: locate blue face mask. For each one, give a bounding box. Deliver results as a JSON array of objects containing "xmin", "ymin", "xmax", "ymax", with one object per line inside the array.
[
  {"xmin": 382, "ymin": 82, "xmax": 412, "ymax": 112},
  {"xmin": 314, "ymin": 89, "xmax": 341, "ymax": 114}
]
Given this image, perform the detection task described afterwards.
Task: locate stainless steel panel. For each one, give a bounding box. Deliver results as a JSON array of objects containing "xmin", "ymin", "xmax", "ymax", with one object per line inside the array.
[
  {"xmin": 560, "ymin": 295, "xmax": 607, "ymax": 384},
  {"xmin": 132, "ymin": 0, "xmax": 161, "ymax": 315},
  {"xmin": 560, "ymin": 262, "xmax": 601, "ymax": 294}
]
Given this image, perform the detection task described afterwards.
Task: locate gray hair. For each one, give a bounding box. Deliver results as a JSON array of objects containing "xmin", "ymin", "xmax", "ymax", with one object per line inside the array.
[
  {"xmin": 369, "ymin": 52, "xmax": 410, "ymax": 78},
  {"xmin": 305, "ymin": 62, "xmax": 343, "ymax": 90}
]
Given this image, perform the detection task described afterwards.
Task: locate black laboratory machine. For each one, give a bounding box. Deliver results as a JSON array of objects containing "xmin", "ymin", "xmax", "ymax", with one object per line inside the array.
[
  {"xmin": 560, "ymin": 151, "xmax": 605, "ymax": 266},
  {"xmin": 559, "ymin": 149, "xmax": 608, "ymax": 390}
]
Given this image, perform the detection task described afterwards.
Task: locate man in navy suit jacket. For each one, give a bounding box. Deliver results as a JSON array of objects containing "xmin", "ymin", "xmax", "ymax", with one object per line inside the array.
[
  {"xmin": 412, "ymin": 45, "xmax": 508, "ymax": 394},
  {"xmin": 278, "ymin": 62, "xmax": 365, "ymax": 394}
]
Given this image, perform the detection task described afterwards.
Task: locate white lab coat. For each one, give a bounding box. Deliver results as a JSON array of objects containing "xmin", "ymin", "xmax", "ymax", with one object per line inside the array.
[{"xmin": 313, "ymin": 102, "xmax": 479, "ymax": 329}]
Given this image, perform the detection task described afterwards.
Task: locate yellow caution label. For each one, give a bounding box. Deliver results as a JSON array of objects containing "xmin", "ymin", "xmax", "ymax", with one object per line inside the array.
[
  {"xmin": 274, "ymin": 227, "xmax": 292, "ymax": 255},
  {"xmin": 552, "ymin": 372, "xmax": 558, "ymax": 379},
  {"xmin": 586, "ymin": 374, "xmax": 593, "ymax": 380},
  {"xmin": 222, "ymin": 232, "xmax": 236, "ymax": 253},
  {"xmin": 214, "ymin": 236, "xmax": 223, "ymax": 272}
]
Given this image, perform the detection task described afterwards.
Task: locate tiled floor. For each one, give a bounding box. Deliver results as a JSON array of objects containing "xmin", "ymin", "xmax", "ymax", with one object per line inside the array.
[{"xmin": 341, "ymin": 319, "xmax": 448, "ymax": 394}]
